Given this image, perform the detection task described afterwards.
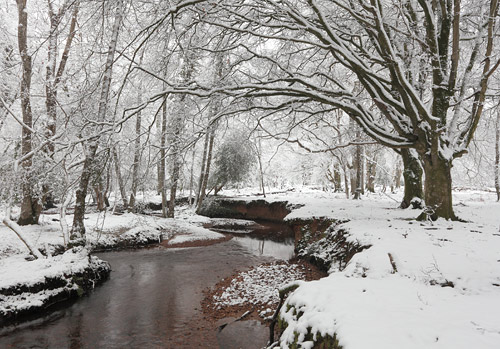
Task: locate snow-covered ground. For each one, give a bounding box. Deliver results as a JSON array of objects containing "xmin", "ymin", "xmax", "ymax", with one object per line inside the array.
[
  {"xmin": 2, "ymin": 188, "xmax": 499, "ymax": 348},
  {"xmin": 0, "ymin": 247, "xmax": 109, "ymax": 319},
  {"xmin": 213, "ymin": 262, "xmax": 306, "ymax": 319},
  {"xmin": 236, "ymin": 188, "xmax": 500, "ymax": 349},
  {"xmin": 0, "ymin": 206, "xmax": 221, "ymax": 258}
]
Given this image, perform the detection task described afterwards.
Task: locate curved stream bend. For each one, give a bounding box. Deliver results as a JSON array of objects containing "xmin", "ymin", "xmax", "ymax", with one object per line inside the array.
[{"xmin": 0, "ymin": 225, "xmax": 295, "ymax": 348}]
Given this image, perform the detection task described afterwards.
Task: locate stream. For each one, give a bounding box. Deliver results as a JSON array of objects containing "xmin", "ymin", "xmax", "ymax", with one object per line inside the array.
[{"xmin": 0, "ymin": 223, "xmax": 295, "ymax": 348}]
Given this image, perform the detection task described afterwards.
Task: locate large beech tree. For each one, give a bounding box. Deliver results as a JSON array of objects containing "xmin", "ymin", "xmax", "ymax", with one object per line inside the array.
[{"xmin": 161, "ymin": 0, "xmax": 499, "ymax": 220}]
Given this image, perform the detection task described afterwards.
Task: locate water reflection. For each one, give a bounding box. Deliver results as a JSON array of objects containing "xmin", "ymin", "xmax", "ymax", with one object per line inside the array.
[
  {"xmin": 212, "ymin": 220, "xmax": 296, "ymax": 260},
  {"xmin": 0, "ymin": 242, "xmax": 269, "ymax": 348},
  {"xmin": 232, "ymin": 235, "xmax": 295, "ymax": 260},
  {"xmin": 0, "ymin": 222, "xmax": 295, "ymax": 348}
]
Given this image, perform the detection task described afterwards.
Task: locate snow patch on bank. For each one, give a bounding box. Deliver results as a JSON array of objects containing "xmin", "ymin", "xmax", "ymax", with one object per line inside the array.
[
  {"xmin": 0, "ymin": 248, "xmax": 109, "ymax": 320},
  {"xmin": 165, "ymin": 220, "xmax": 224, "ymax": 245},
  {"xmin": 0, "ymin": 248, "xmax": 92, "ymax": 290},
  {"xmin": 213, "ymin": 262, "xmax": 305, "ymax": 316}
]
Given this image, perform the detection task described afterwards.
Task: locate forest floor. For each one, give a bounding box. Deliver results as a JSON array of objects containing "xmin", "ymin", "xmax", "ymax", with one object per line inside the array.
[{"xmin": 1, "ymin": 187, "xmax": 499, "ymax": 349}]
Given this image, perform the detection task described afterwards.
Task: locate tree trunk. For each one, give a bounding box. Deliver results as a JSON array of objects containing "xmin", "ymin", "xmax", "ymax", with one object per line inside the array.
[
  {"xmin": 71, "ymin": 0, "xmax": 123, "ymax": 239},
  {"xmin": 113, "ymin": 147, "xmax": 128, "ymax": 209},
  {"xmin": 333, "ymin": 164, "xmax": 342, "ymax": 192},
  {"xmin": 394, "ymin": 160, "xmax": 402, "ymax": 189},
  {"xmin": 342, "ymin": 162, "xmax": 350, "ymax": 198},
  {"xmin": 160, "ymin": 99, "xmax": 168, "ymax": 218},
  {"xmin": 188, "ymin": 136, "xmax": 196, "ymax": 206},
  {"xmin": 256, "ymin": 136, "xmax": 266, "ymax": 197},
  {"xmin": 195, "ymin": 128, "xmax": 210, "ymax": 206},
  {"xmin": 94, "ymin": 182, "xmax": 107, "ymax": 212},
  {"xmin": 400, "ymin": 149, "xmax": 424, "ymax": 209},
  {"xmin": 167, "ymin": 112, "xmax": 183, "ymax": 218},
  {"xmin": 129, "ymin": 104, "xmax": 142, "ymax": 209},
  {"xmin": 17, "ymin": 0, "xmax": 41, "ymax": 226},
  {"xmin": 42, "ymin": 2, "xmax": 78, "ymax": 211},
  {"xmin": 196, "ymin": 123, "xmax": 215, "ymax": 212},
  {"xmin": 495, "ymin": 108, "xmax": 500, "ymax": 201},
  {"xmin": 156, "ymin": 107, "xmax": 163, "ymax": 196},
  {"xmin": 352, "ymin": 143, "xmax": 363, "ymax": 199},
  {"xmin": 420, "ymin": 153, "xmax": 456, "ymax": 220},
  {"xmin": 167, "ymin": 162, "xmax": 180, "ymax": 218},
  {"xmin": 365, "ymin": 157, "xmax": 376, "ymax": 193}
]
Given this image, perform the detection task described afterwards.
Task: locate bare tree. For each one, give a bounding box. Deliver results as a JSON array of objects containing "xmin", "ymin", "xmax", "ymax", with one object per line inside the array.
[
  {"xmin": 16, "ymin": 0, "xmax": 41, "ymax": 226},
  {"xmin": 43, "ymin": 0, "xmax": 79, "ymax": 208},
  {"xmin": 168, "ymin": 0, "xmax": 500, "ymax": 220},
  {"xmin": 71, "ymin": 0, "xmax": 124, "ymax": 240},
  {"xmin": 160, "ymin": 98, "xmax": 168, "ymax": 218},
  {"xmin": 496, "ymin": 105, "xmax": 500, "ymax": 201}
]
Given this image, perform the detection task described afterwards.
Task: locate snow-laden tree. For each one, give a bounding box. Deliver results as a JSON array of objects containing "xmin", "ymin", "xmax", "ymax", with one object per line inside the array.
[
  {"xmin": 159, "ymin": 0, "xmax": 500, "ymax": 220},
  {"xmin": 71, "ymin": 0, "xmax": 125, "ymax": 239}
]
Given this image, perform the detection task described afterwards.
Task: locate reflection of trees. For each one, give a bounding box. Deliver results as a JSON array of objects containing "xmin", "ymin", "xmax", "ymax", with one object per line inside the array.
[
  {"xmin": 258, "ymin": 240, "xmax": 265, "ymax": 255},
  {"xmin": 69, "ymin": 313, "xmax": 83, "ymax": 349}
]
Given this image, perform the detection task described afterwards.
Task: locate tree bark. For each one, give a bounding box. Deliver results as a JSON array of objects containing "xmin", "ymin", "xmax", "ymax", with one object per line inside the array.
[
  {"xmin": 420, "ymin": 153, "xmax": 456, "ymax": 221},
  {"xmin": 365, "ymin": 156, "xmax": 376, "ymax": 193},
  {"xmin": 113, "ymin": 147, "xmax": 128, "ymax": 209},
  {"xmin": 400, "ymin": 149, "xmax": 424, "ymax": 209},
  {"xmin": 188, "ymin": 126, "xmax": 196, "ymax": 206},
  {"xmin": 195, "ymin": 127, "xmax": 210, "ymax": 206},
  {"xmin": 129, "ymin": 96, "xmax": 142, "ymax": 209},
  {"xmin": 16, "ymin": 0, "xmax": 41, "ymax": 226},
  {"xmin": 156, "ymin": 107, "xmax": 163, "ymax": 196},
  {"xmin": 167, "ymin": 112, "xmax": 182, "ymax": 218},
  {"xmin": 42, "ymin": 2, "xmax": 78, "ymax": 210},
  {"xmin": 196, "ymin": 122, "xmax": 215, "ymax": 212},
  {"xmin": 495, "ymin": 108, "xmax": 500, "ymax": 201},
  {"xmin": 394, "ymin": 160, "xmax": 402, "ymax": 189},
  {"xmin": 352, "ymin": 142, "xmax": 363, "ymax": 199},
  {"xmin": 71, "ymin": 0, "xmax": 123, "ymax": 239},
  {"xmin": 3, "ymin": 161, "xmax": 43, "ymax": 258},
  {"xmin": 256, "ymin": 136, "xmax": 266, "ymax": 197},
  {"xmin": 160, "ymin": 99, "xmax": 168, "ymax": 218}
]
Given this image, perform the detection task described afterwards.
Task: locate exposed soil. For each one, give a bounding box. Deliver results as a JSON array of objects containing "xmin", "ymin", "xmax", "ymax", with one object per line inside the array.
[{"xmin": 198, "ymin": 198, "xmax": 293, "ymax": 222}]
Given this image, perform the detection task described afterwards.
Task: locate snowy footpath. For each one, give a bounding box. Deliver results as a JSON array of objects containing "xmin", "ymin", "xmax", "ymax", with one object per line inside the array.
[{"xmin": 235, "ymin": 189, "xmax": 500, "ymax": 349}]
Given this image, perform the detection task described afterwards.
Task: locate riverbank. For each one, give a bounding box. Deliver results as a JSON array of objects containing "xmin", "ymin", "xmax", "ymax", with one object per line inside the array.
[
  {"xmin": 213, "ymin": 188, "xmax": 500, "ymax": 348},
  {"xmin": 0, "ymin": 205, "xmax": 225, "ymax": 325},
  {"xmin": 2, "ymin": 188, "xmax": 499, "ymax": 348}
]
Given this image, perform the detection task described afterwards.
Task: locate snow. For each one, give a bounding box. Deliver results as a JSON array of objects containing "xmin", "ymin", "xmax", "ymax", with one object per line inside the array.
[
  {"xmin": 213, "ymin": 262, "xmax": 306, "ymax": 318},
  {"xmin": 0, "ymin": 248, "xmax": 92, "ymax": 290},
  {"xmin": 244, "ymin": 188, "xmax": 500, "ymax": 348},
  {"xmin": 209, "ymin": 187, "xmax": 500, "ymax": 348},
  {"xmin": 0, "ymin": 209, "xmax": 222, "ymax": 258},
  {"xmin": 0, "ymin": 247, "xmax": 107, "ymax": 317},
  {"xmin": 280, "ymin": 276, "xmax": 500, "ymax": 348},
  {"xmin": 1, "ymin": 187, "xmax": 499, "ymax": 348},
  {"xmin": 165, "ymin": 220, "xmax": 224, "ymax": 244}
]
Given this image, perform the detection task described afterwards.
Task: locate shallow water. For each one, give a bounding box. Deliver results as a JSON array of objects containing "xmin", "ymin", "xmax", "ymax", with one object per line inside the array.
[{"xmin": 0, "ymin": 226, "xmax": 292, "ymax": 348}]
